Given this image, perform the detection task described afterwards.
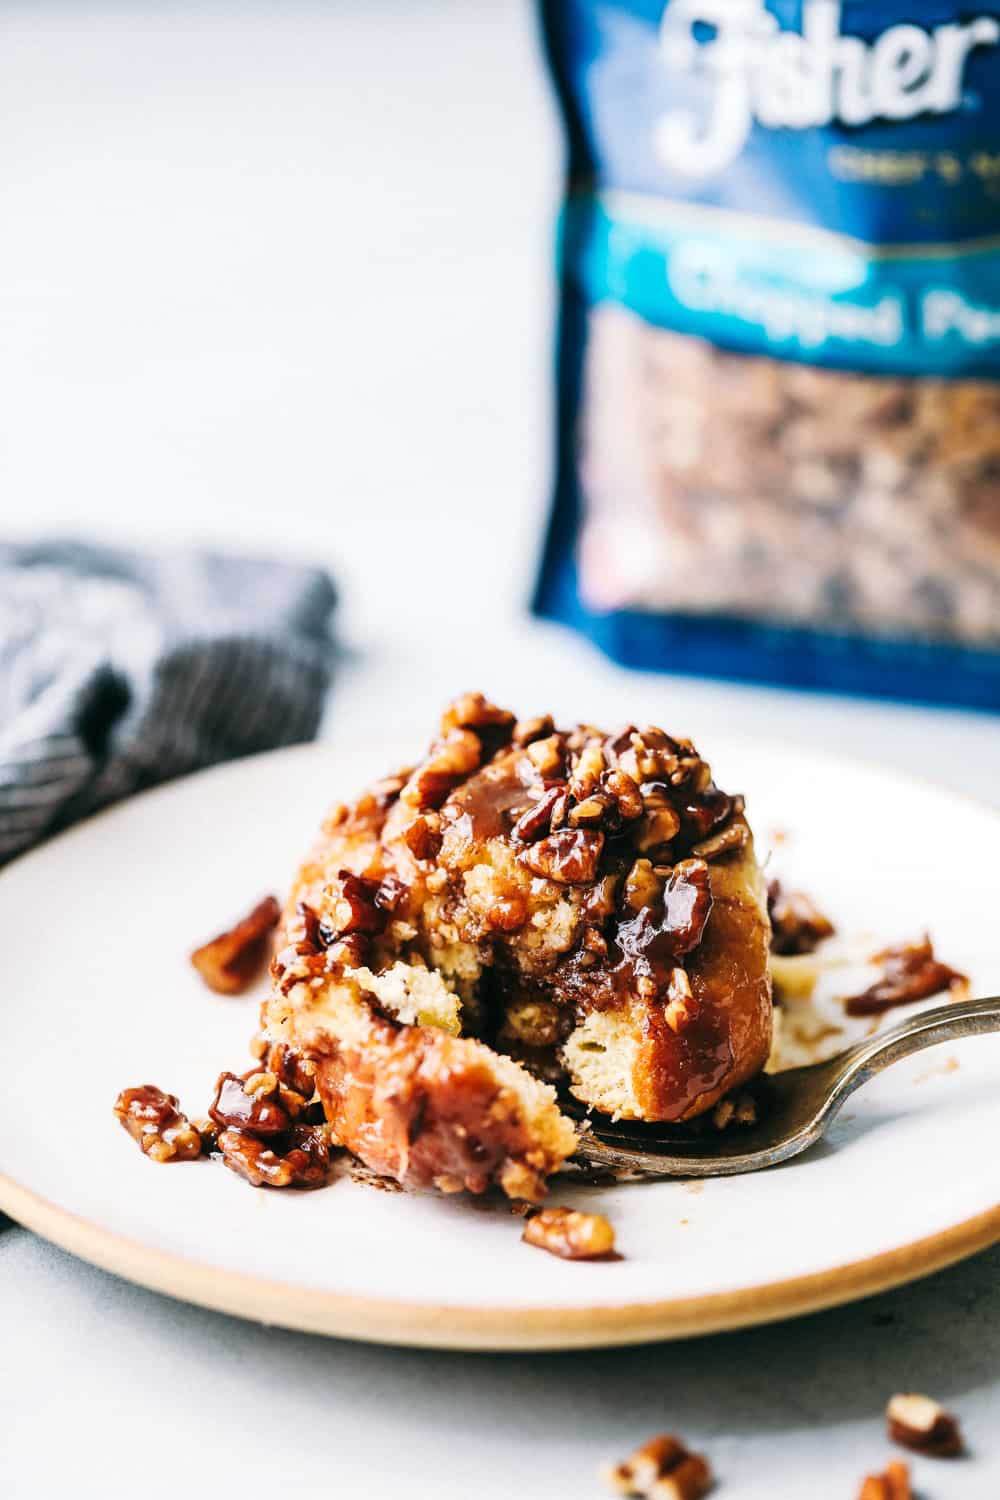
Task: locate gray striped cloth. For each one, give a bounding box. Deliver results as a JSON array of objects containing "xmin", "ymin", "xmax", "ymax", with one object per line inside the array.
[{"xmin": 0, "ymin": 541, "xmax": 337, "ymax": 866}]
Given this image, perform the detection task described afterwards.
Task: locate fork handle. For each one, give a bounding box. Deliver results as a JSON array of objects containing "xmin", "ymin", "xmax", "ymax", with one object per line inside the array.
[{"xmin": 827, "ymin": 993, "xmax": 1000, "ymax": 1107}]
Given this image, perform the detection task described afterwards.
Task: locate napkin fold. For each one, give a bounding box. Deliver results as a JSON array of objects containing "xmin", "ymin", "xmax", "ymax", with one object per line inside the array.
[{"xmin": 0, "ymin": 540, "xmax": 337, "ymax": 865}]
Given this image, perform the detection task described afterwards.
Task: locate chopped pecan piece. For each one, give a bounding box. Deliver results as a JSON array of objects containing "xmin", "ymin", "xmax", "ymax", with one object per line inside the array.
[
  {"xmin": 844, "ymin": 936, "xmax": 967, "ymax": 1017},
  {"xmin": 324, "ymin": 870, "xmax": 385, "ymax": 938},
  {"xmin": 691, "ymin": 820, "xmax": 748, "ymax": 860},
  {"xmin": 487, "ymin": 895, "xmax": 529, "ymax": 932},
  {"xmin": 670, "ymin": 860, "xmax": 710, "ymax": 937},
  {"xmin": 209, "ymin": 1071, "xmax": 291, "ymax": 1136},
  {"xmin": 522, "ymin": 1206, "xmax": 616, "ymax": 1260},
  {"xmin": 288, "ymin": 901, "xmax": 324, "ymax": 953},
  {"xmin": 325, "ymin": 932, "xmax": 371, "ymax": 969},
  {"xmin": 568, "ymin": 793, "xmax": 611, "ymax": 827},
  {"xmin": 114, "ymin": 1085, "xmax": 203, "ymax": 1163},
  {"xmin": 373, "ymin": 872, "xmax": 409, "ymax": 915},
  {"xmin": 680, "ymin": 787, "xmax": 732, "ymax": 841},
  {"xmin": 517, "ymin": 828, "xmax": 604, "ymax": 883},
  {"xmin": 190, "ymin": 895, "xmax": 281, "ymax": 994},
  {"xmin": 583, "ymin": 925, "xmax": 609, "ymax": 957},
  {"xmin": 767, "ymin": 879, "xmax": 836, "ymax": 956},
  {"xmin": 512, "ymin": 785, "xmax": 564, "ymax": 843},
  {"xmin": 663, "ymin": 967, "xmax": 699, "ymax": 1033},
  {"xmin": 712, "ymin": 1088, "xmax": 758, "ymax": 1130},
  {"xmin": 604, "ymin": 1434, "xmax": 713, "ymax": 1500},
  {"xmin": 623, "ymin": 858, "xmax": 665, "ymax": 913},
  {"xmin": 400, "ymin": 729, "xmax": 482, "ymax": 809},
  {"xmin": 512, "ymin": 713, "xmax": 554, "ymax": 746},
  {"xmin": 498, "ymin": 1161, "xmax": 548, "ymax": 1202},
  {"xmin": 674, "ymin": 759, "xmax": 712, "ymax": 794},
  {"xmin": 635, "ymin": 804, "xmax": 682, "ymax": 852},
  {"xmin": 369, "ymin": 770, "xmax": 409, "ymax": 808},
  {"xmin": 192, "ymin": 1116, "xmax": 219, "ymax": 1152},
  {"xmin": 524, "ymin": 734, "xmax": 566, "ymax": 776},
  {"xmin": 402, "ymin": 812, "xmax": 442, "ymax": 862},
  {"xmin": 886, "ymin": 1392, "xmax": 964, "ymax": 1457},
  {"xmin": 217, "ymin": 1123, "xmax": 333, "ymax": 1189},
  {"xmin": 566, "ymin": 721, "xmax": 605, "ymax": 751},
  {"xmin": 584, "ymin": 872, "xmax": 621, "ymax": 920},
  {"xmin": 321, "ymin": 801, "xmax": 350, "ymax": 833},
  {"xmin": 568, "ymin": 740, "xmax": 606, "ymax": 800},
  {"xmin": 625, "ymin": 730, "xmax": 685, "ymax": 782},
  {"xmin": 603, "ymin": 767, "xmax": 644, "ymax": 820},
  {"xmin": 549, "ymin": 790, "xmax": 571, "ymax": 829},
  {"xmin": 605, "ymin": 724, "xmax": 638, "ymax": 756},
  {"xmin": 617, "ymin": 859, "xmax": 713, "ymax": 976},
  {"xmin": 440, "ymin": 692, "xmax": 515, "ymax": 736},
  {"xmin": 856, "ymin": 1459, "xmax": 911, "ymax": 1500}
]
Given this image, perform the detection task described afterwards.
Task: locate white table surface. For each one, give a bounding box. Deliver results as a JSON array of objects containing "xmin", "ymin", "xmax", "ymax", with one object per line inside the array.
[{"xmin": 2, "ymin": 3, "xmax": 999, "ymax": 1496}]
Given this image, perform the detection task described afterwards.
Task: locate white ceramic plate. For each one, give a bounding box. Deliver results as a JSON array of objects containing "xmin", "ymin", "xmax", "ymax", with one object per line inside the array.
[{"xmin": 2, "ymin": 738, "xmax": 999, "ymax": 1350}]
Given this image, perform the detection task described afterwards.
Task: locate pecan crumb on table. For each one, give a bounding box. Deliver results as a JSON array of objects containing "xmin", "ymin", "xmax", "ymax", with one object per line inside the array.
[
  {"xmin": 886, "ymin": 1392, "xmax": 964, "ymax": 1457},
  {"xmin": 113, "ymin": 1085, "xmax": 203, "ymax": 1162},
  {"xmin": 190, "ymin": 894, "xmax": 281, "ymax": 994},
  {"xmin": 856, "ymin": 1459, "xmax": 911, "ymax": 1500},
  {"xmin": 522, "ymin": 1206, "xmax": 617, "ymax": 1261},
  {"xmin": 603, "ymin": 1434, "xmax": 713, "ymax": 1500}
]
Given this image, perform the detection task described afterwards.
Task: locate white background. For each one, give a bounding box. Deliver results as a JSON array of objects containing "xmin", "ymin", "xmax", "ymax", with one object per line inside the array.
[{"xmin": 1, "ymin": 3, "xmax": 999, "ymax": 1497}]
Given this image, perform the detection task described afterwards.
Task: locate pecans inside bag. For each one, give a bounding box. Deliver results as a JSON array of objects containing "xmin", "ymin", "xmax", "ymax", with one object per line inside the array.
[
  {"xmin": 536, "ymin": 0, "xmax": 1000, "ymax": 708},
  {"xmin": 578, "ymin": 308, "xmax": 1000, "ymax": 645}
]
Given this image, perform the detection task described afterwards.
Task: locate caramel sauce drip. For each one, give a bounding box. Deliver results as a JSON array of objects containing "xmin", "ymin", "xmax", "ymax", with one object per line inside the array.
[{"xmin": 442, "ymin": 757, "xmax": 537, "ymax": 847}]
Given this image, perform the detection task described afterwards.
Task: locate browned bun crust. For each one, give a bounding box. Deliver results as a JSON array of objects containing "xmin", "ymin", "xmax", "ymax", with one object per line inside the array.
[
  {"xmin": 634, "ymin": 836, "xmax": 772, "ymax": 1120},
  {"xmin": 306, "ymin": 995, "xmax": 574, "ymax": 1201}
]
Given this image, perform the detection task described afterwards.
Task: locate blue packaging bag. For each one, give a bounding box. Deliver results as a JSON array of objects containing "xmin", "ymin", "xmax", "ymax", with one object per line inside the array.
[{"xmin": 535, "ymin": 0, "xmax": 1000, "ymax": 708}]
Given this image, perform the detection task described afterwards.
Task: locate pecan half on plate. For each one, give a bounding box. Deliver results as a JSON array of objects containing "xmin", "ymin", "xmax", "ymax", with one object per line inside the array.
[{"xmin": 190, "ymin": 895, "xmax": 281, "ymax": 994}]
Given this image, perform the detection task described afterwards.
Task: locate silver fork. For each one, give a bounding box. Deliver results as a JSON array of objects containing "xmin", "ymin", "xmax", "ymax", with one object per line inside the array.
[{"xmin": 574, "ymin": 994, "xmax": 1000, "ymax": 1179}]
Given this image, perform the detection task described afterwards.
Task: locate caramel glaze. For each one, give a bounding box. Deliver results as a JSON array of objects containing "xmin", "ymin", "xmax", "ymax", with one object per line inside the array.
[
  {"xmin": 594, "ymin": 849, "xmax": 769, "ymax": 1121},
  {"xmin": 442, "ymin": 755, "xmax": 538, "ymax": 848},
  {"xmin": 669, "ymin": 856, "xmax": 772, "ymax": 1119},
  {"xmin": 634, "ymin": 1003, "xmax": 733, "ymax": 1121}
]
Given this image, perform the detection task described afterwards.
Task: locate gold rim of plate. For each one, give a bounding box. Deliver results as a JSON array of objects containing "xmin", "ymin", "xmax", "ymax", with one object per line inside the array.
[{"xmin": 3, "ymin": 1172, "xmax": 998, "ymax": 1350}]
